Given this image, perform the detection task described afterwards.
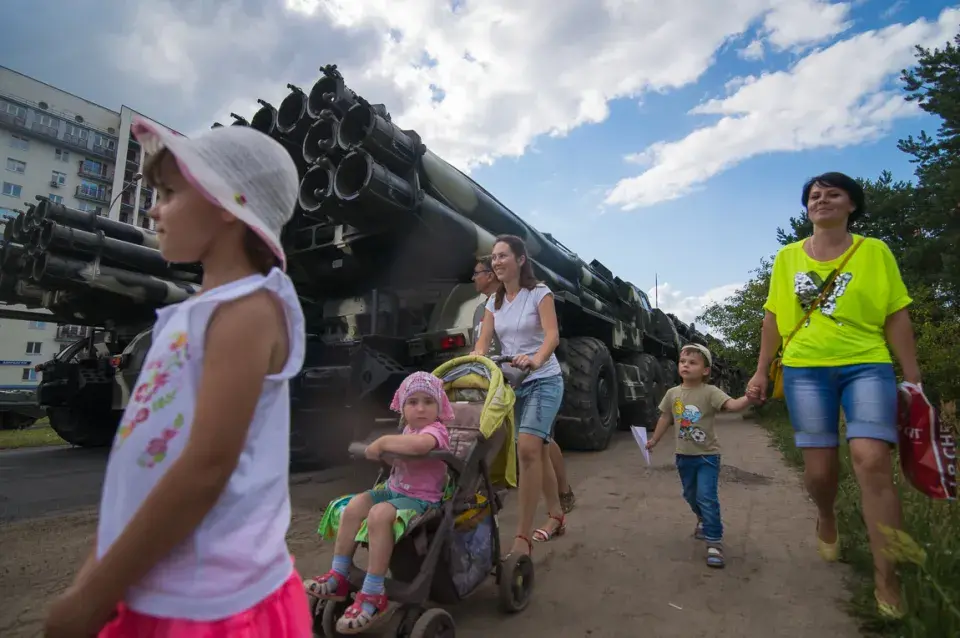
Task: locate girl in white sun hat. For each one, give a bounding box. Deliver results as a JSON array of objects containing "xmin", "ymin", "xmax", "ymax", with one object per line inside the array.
[{"xmin": 44, "ymin": 118, "xmax": 311, "ymax": 638}]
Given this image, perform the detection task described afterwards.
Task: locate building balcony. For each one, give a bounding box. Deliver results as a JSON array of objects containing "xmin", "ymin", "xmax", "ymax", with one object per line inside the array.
[
  {"xmin": 75, "ymin": 186, "xmax": 109, "ymax": 204},
  {"xmin": 90, "ymin": 144, "xmax": 114, "ymax": 159},
  {"xmin": 55, "ymin": 324, "xmax": 91, "ymax": 342},
  {"xmin": 77, "ymin": 162, "xmax": 112, "ymax": 183},
  {"xmin": 62, "ymin": 133, "xmax": 91, "ymax": 152},
  {"xmin": 29, "ymin": 121, "xmax": 59, "ymax": 139},
  {"xmin": 0, "ymin": 111, "xmax": 27, "ymax": 130}
]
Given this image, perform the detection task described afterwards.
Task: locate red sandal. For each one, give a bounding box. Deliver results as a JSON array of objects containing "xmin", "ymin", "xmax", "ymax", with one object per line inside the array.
[
  {"xmin": 502, "ymin": 534, "xmax": 533, "ymax": 562},
  {"xmin": 303, "ymin": 569, "xmax": 350, "ymax": 601},
  {"xmin": 533, "ymin": 513, "xmax": 565, "ymax": 542},
  {"xmin": 335, "ymin": 591, "xmax": 398, "ymax": 634}
]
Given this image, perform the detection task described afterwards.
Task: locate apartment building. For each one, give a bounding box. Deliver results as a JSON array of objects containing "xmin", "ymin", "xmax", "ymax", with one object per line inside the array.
[{"xmin": 0, "ymin": 66, "xmax": 178, "ymax": 389}]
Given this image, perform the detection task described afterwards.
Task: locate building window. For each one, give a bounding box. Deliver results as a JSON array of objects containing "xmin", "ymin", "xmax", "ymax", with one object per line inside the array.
[
  {"xmin": 29, "ymin": 321, "xmax": 47, "ymax": 329},
  {"xmin": 76, "ymin": 202, "xmax": 102, "ymax": 215},
  {"xmin": 65, "ymin": 123, "xmax": 88, "ymax": 142},
  {"xmin": 2, "ymin": 101, "xmax": 26, "ymax": 118},
  {"xmin": 5, "ymin": 158, "xmax": 25, "ymax": 173},
  {"xmin": 9, "ymin": 135, "xmax": 28, "ymax": 150},
  {"xmin": 93, "ymin": 134, "xmax": 116, "ymax": 151},
  {"xmin": 2, "ymin": 182, "xmax": 22, "ymax": 198},
  {"xmin": 0, "ymin": 207, "xmax": 17, "ymax": 220},
  {"xmin": 26, "ymin": 341, "xmax": 43, "ymax": 354},
  {"xmin": 79, "ymin": 180, "xmax": 105, "ymax": 199},
  {"xmin": 51, "ymin": 170, "xmax": 67, "ymax": 185},
  {"xmin": 55, "ymin": 149, "xmax": 70, "ymax": 162},
  {"xmin": 21, "ymin": 368, "xmax": 37, "ymax": 381},
  {"xmin": 48, "ymin": 194, "xmax": 63, "ymax": 204},
  {"xmin": 82, "ymin": 159, "xmax": 105, "ymax": 176}
]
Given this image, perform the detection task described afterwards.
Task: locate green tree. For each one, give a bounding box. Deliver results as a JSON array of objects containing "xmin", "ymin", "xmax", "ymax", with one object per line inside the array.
[{"xmin": 696, "ymin": 258, "xmax": 772, "ymax": 374}]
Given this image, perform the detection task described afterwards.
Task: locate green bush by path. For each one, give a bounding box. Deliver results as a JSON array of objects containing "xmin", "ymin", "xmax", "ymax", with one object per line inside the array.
[{"xmin": 754, "ymin": 402, "xmax": 960, "ymax": 638}]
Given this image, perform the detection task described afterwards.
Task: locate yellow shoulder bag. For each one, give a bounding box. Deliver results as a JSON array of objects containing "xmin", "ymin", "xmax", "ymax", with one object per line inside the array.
[{"xmin": 768, "ymin": 237, "xmax": 864, "ymax": 399}]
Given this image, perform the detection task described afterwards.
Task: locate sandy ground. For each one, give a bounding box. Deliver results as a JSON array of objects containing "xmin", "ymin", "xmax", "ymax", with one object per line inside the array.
[{"xmin": 0, "ymin": 415, "xmax": 863, "ymax": 637}]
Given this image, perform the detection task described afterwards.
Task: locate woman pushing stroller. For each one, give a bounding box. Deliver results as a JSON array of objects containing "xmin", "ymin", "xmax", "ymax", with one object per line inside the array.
[{"xmin": 304, "ymin": 371, "xmax": 452, "ymax": 634}]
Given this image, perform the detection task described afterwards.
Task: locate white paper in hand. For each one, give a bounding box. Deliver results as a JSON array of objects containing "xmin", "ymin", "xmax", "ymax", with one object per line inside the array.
[{"xmin": 630, "ymin": 426, "xmax": 651, "ymax": 465}]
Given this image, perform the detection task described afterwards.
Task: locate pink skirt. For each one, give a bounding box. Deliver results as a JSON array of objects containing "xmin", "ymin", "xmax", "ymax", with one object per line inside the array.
[{"xmin": 97, "ymin": 569, "xmax": 312, "ymax": 637}]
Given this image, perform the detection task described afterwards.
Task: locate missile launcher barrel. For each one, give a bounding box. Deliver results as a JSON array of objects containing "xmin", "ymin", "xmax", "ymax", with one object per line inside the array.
[{"xmin": 32, "ymin": 199, "xmax": 161, "ymax": 249}]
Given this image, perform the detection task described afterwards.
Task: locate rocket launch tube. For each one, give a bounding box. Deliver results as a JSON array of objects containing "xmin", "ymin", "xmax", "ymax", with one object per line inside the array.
[
  {"xmin": 335, "ymin": 106, "xmax": 621, "ymax": 304},
  {"xmin": 302, "ymin": 112, "xmax": 342, "ymax": 165},
  {"xmin": 32, "ymin": 200, "xmax": 161, "ymax": 250},
  {"xmin": 37, "ymin": 221, "xmax": 200, "ymax": 281},
  {"xmin": 331, "ymin": 149, "xmax": 582, "ymax": 299}
]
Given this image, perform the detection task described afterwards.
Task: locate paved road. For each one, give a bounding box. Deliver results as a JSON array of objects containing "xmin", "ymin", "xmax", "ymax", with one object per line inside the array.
[
  {"xmin": 0, "ymin": 415, "xmax": 862, "ymax": 637},
  {"xmin": 0, "ymin": 445, "xmax": 110, "ymax": 523}
]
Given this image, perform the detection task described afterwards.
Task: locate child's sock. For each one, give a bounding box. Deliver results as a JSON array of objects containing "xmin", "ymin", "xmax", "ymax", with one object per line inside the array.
[
  {"xmin": 330, "ymin": 554, "xmax": 351, "ymax": 586},
  {"xmin": 360, "ymin": 573, "xmax": 386, "ymax": 614}
]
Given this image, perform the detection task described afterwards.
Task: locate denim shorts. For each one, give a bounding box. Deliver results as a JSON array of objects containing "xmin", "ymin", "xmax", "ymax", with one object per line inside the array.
[
  {"xmin": 782, "ymin": 363, "xmax": 898, "ymax": 448},
  {"xmin": 365, "ymin": 487, "xmax": 438, "ymax": 515},
  {"xmin": 514, "ymin": 374, "xmax": 564, "ymax": 443}
]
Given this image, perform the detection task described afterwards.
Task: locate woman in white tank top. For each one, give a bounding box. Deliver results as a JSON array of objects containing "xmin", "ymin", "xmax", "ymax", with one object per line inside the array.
[{"xmin": 472, "ymin": 234, "xmax": 570, "ymax": 559}]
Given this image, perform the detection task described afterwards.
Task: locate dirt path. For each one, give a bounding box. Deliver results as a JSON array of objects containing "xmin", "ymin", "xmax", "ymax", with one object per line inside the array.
[{"xmin": 0, "ymin": 415, "xmax": 861, "ymax": 637}]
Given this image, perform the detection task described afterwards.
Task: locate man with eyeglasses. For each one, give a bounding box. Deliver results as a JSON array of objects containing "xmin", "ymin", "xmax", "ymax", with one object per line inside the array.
[{"xmin": 471, "ymin": 256, "xmax": 501, "ymax": 354}]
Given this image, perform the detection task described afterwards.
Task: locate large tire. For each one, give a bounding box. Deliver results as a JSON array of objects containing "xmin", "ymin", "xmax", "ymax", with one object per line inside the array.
[
  {"xmin": 553, "ymin": 337, "xmax": 619, "ymax": 451},
  {"xmin": 619, "ymin": 353, "xmax": 665, "ymax": 431},
  {"xmin": 47, "ymin": 406, "xmax": 121, "ymax": 447}
]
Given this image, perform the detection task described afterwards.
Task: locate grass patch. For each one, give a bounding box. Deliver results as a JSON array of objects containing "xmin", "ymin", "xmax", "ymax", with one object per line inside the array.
[
  {"xmin": 0, "ymin": 424, "xmax": 65, "ymax": 450},
  {"xmin": 754, "ymin": 402, "xmax": 960, "ymax": 638}
]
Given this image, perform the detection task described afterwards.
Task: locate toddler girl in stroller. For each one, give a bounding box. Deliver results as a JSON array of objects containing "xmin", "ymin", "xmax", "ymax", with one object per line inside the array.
[{"xmin": 304, "ymin": 371, "xmax": 452, "ymax": 634}]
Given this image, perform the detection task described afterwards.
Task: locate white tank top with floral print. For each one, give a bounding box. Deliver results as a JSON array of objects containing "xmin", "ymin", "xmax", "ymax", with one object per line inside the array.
[{"xmin": 95, "ymin": 268, "xmax": 305, "ymax": 620}]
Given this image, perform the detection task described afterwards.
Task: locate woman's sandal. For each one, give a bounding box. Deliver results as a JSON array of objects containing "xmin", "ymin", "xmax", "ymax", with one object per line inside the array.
[
  {"xmin": 816, "ymin": 517, "xmax": 840, "ymax": 562},
  {"xmin": 874, "ymin": 589, "xmax": 905, "ymax": 620},
  {"xmin": 335, "ymin": 592, "xmax": 398, "ymax": 634},
  {"xmin": 705, "ymin": 543, "xmax": 725, "ymax": 569},
  {"xmin": 533, "ymin": 513, "xmax": 566, "ymax": 542},
  {"xmin": 501, "ymin": 534, "xmax": 533, "ymax": 563}
]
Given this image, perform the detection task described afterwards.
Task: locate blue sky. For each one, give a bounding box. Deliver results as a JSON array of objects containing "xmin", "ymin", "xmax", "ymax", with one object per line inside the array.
[{"xmin": 1, "ymin": 0, "xmax": 955, "ymax": 323}]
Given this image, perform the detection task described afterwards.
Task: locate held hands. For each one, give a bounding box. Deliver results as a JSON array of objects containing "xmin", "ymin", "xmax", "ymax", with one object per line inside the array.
[{"xmin": 746, "ymin": 371, "xmax": 768, "ymax": 404}]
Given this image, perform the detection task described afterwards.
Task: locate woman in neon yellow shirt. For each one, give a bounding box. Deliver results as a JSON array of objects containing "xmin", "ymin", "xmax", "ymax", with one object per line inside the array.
[{"xmin": 747, "ymin": 172, "xmax": 921, "ymax": 620}]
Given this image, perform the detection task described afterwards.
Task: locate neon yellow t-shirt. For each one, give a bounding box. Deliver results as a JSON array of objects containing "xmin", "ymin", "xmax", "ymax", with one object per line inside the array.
[{"xmin": 763, "ymin": 235, "xmax": 911, "ymax": 367}]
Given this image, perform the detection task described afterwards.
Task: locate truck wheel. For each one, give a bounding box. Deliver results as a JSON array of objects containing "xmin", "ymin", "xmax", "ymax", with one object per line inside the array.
[
  {"xmin": 619, "ymin": 353, "xmax": 664, "ymax": 431},
  {"xmin": 47, "ymin": 407, "xmax": 121, "ymax": 447},
  {"xmin": 554, "ymin": 337, "xmax": 619, "ymax": 452},
  {"xmin": 660, "ymin": 359, "xmax": 678, "ymax": 387}
]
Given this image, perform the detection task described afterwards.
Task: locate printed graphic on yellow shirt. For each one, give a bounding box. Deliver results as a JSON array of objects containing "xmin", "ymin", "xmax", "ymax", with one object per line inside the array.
[
  {"xmin": 673, "ymin": 397, "xmax": 707, "ymax": 444},
  {"xmin": 794, "ymin": 268, "xmax": 853, "ymax": 326}
]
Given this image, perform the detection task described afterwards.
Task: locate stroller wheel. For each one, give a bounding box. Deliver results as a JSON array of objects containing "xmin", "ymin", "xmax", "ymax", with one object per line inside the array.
[
  {"xmin": 498, "ymin": 553, "xmax": 534, "ymax": 613},
  {"xmin": 321, "ymin": 598, "xmax": 351, "ymax": 637},
  {"xmin": 409, "ymin": 608, "xmax": 455, "ymax": 638}
]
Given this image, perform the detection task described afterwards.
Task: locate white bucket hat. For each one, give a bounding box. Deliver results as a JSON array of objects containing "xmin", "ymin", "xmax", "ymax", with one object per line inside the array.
[{"xmin": 131, "ymin": 117, "xmax": 299, "ymax": 271}]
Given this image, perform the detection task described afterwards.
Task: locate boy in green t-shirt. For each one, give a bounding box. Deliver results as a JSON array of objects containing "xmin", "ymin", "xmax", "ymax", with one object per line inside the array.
[{"xmin": 647, "ymin": 343, "xmax": 755, "ymax": 568}]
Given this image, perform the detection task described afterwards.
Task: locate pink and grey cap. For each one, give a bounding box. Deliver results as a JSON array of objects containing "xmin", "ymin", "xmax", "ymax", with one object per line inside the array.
[
  {"xmin": 681, "ymin": 343, "xmax": 712, "ymax": 367},
  {"xmin": 130, "ymin": 117, "xmax": 299, "ymax": 271},
  {"xmin": 389, "ymin": 371, "xmax": 456, "ymax": 423}
]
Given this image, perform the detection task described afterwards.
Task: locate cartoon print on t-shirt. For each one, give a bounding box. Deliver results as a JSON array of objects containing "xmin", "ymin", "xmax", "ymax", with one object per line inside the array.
[
  {"xmin": 794, "ymin": 269, "xmax": 853, "ymax": 326},
  {"xmin": 673, "ymin": 397, "xmax": 707, "ymax": 444}
]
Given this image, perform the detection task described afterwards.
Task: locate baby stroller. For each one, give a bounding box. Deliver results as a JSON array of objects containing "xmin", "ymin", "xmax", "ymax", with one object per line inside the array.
[{"xmin": 312, "ymin": 355, "xmax": 532, "ymax": 637}]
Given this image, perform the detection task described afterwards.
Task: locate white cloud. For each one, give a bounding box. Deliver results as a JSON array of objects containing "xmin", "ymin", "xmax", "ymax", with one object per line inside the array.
[
  {"xmin": 648, "ymin": 281, "xmax": 743, "ymax": 326},
  {"xmin": 760, "ymin": 0, "xmax": 853, "ymax": 51},
  {"xmin": 738, "ymin": 39, "xmax": 766, "ymax": 60},
  {"xmin": 605, "ymin": 6, "xmax": 960, "ymax": 211},
  {"xmin": 102, "ymin": 0, "xmax": 875, "ymax": 174}
]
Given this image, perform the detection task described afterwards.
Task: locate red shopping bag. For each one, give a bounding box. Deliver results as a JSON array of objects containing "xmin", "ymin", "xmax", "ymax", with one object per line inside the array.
[{"xmin": 896, "ymin": 382, "xmax": 956, "ymax": 500}]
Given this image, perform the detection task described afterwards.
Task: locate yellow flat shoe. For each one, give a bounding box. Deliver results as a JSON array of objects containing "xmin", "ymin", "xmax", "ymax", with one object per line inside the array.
[
  {"xmin": 875, "ymin": 590, "xmax": 905, "ymax": 620},
  {"xmin": 816, "ymin": 517, "xmax": 839, "ymax": 562}
]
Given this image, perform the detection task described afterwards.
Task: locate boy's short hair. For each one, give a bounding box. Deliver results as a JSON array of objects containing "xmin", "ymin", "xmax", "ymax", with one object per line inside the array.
[{"xmin": 680, "ymin": 343, "xmax": 712, "ymax": 367}]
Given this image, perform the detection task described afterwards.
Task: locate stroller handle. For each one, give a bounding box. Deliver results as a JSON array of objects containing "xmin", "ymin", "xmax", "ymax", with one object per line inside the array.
[{"xmin": 347, "ymin": 441, "xmax": 466, "ymax": 476}]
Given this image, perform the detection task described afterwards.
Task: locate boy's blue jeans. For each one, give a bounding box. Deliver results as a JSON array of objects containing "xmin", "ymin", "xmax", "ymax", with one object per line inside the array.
[{"xmin": 675, "ymin": 453, "xmax": 722, "ymax": 543}]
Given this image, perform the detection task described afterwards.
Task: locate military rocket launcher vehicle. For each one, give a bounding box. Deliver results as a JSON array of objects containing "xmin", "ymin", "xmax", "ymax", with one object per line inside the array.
[{"xmin": 2, "ymin": 64, "xmax": 743, "ymax": 463}]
